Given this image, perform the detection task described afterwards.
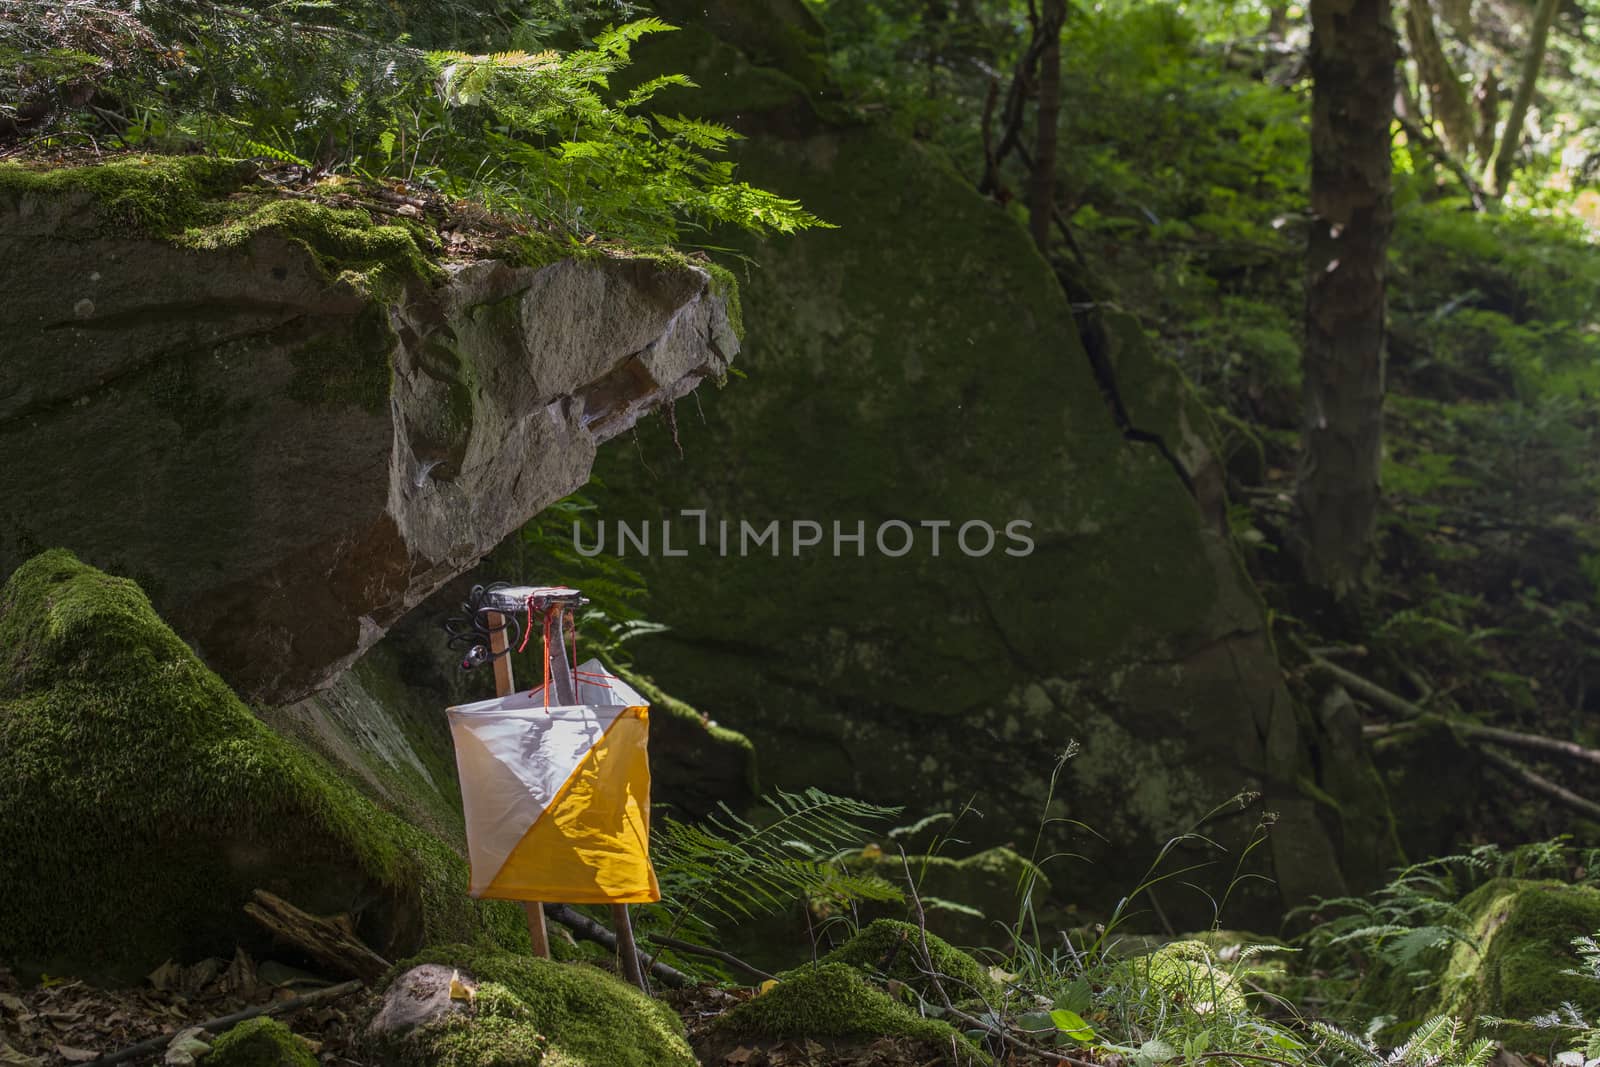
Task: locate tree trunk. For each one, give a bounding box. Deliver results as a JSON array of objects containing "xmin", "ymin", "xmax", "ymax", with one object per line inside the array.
[
  {"xmin": 1474, "ymin": 72, "xmax": 1500, "ymax": 161},
  {"xmin": 1299, "ymin": 0, "xmax": 1398, "ymax": 600},
  {"xmin": 1405, "ymin": 0, "xmax": 1474, "ymax": 158},
  {"xmin": 1028, "ymin": 0, "xmax": 1065, "ymax": 253},
  {"xmin": 1482, "ymin": 0, "xmax": 1560, "ymax": 196}
]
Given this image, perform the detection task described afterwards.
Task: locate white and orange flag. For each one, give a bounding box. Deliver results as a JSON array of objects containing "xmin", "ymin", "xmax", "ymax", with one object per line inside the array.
[{"xmin": 446, "ymin": 659, "xmax": 661, "ymax": 904}]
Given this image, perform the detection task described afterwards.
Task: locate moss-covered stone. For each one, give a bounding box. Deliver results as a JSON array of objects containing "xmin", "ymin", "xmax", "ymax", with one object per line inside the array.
[
  {"xmin": 1124, "ymin": 940, "xmax": 1248, "ymax": 1015},
  {"xmin": 822, "ymin": 919, "xmax": 999, "ymax": 1003},
  {"xmin": 381, "ymin": 945, "xmax": 697, "ymax": 1067},
  {"xmin": 208, "ymin": 1019, "xmax": 318, "ymax": 1067},
  {"xmin": 0, "ymin": 155, "xmax": 439, "ymax": 298},
  {"xmin": 717, "ymin": 962, "xmax": 964, "ymax": 1048},
  {"xmin": 0, "ymin": 153, "xmax": 253, "ymax": 233},
  {"xmin": 0, "ymin": 550, "xmax": 517, "ymax": 979},
  {"xmin": 1427, "ymin": 879, "xmax": 1600, "ymax": 1051}
]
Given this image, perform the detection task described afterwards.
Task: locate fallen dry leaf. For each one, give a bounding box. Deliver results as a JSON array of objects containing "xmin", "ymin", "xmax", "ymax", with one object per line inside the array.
[{"xmin": 53, "ymin": 1044, "xmax": 99, "ymax": 1063}]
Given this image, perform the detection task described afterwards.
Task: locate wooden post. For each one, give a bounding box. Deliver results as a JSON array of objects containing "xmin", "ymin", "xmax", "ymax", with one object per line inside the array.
[
  {"xmin": 486, "ymin": 610, "xmax": 550, "ymax": 960},
  {"xmin": 612, "ymin": 903, "xmax": 647, "ymax": 992}
]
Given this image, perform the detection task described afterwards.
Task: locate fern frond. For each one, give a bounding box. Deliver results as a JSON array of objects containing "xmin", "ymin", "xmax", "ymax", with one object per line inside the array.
[{"xmin": 653, "ymin": 787, "xmax": 902, "ymax": 934}]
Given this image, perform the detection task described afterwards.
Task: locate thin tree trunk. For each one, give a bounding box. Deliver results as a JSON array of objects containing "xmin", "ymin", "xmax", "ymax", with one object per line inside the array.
[
  {"xmin": 1405, "ymin": 0, "xmax": 1474, "ymax": 158},
  {"xmin": 1483, "ymin": 0, "xmax": 1560, "ymax": 196},
  {"xmin": 1028, "ymin": 0, "xmax": 1065, "ymax": 252},
  {"xmin": 1299, "ymin": 0, "xmax": 1398, "ymax": 600},
  {"xmin": 1474, "ymin": 72, "xmax": 1500, "ymax": 161}
]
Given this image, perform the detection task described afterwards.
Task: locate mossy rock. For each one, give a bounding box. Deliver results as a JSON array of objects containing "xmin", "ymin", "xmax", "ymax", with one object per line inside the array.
[
  {"xmin": 0, "ymin": 154, "xmax": 440, "ymax": 298},
  {"xmin": 0, "ymin": 550, "xmax": 523, "ymax": 979},
  {"xmin": 1122, "ymin": 940, "xmax": 1248, "ymax": 1015},
  {"xmin": 208, "ymin": 1019, "xmax": 318, "ymax": 1067},
  {"xmin": 822, "ymin": 919, "xmax": 998, "ymax": 1003},
  {"xmin": 377, "ymin": 945, "xmax": 697, "ymax": 1067},
  {"xmin": 1427, "ymin": 879, "xmax": 1600, "ymax": 1051},
  {"xmin": 711, "ymin": 962, "xmax": 982, "ymax": 1064},
  {"xmin": 587, "ymin": 23, "xmax": 1387, "ymax": 922}
]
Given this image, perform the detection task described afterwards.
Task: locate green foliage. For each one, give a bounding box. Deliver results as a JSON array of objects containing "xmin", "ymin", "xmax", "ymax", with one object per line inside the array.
[
  {"xmin": 1312, "ymin": 1014, "xmax": 1496, "ymax": 1067},
  {"xmin": 1, "ymin": 2, "xmax": 826, "ymax": 245},
  {"xmin": 647, "ymin": 787, "xmax": 904, "ymax": 940}
]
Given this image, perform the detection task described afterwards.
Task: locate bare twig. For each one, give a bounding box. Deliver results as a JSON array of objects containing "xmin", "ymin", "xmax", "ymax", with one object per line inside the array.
[
  {"xmin": 543, "ymin": 904, "xmax": 689, "ymax": 988},
  {"xmin": 1311, "ymin": 659, "xmax": 1600, "ymax": 769},
  {"xmin": 1481, "ymin": 748, "xmax": 1600, "ymax": 822},
  {"xmin": 643, "ymin": 933, "xmax": 776, "ymax": 984},
  {"xmin": 87, "ymin": 980, "xmax": 364, "ymax": 1067},
  {"xmin": 1394, "ymin": 112, "xmax": 1485, "ymax": 209}
]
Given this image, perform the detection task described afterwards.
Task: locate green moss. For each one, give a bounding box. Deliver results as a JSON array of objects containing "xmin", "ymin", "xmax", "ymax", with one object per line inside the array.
[
  {"xmin": 1429, "ymin": 879, "xmax": 1600, "ymax": 1051},
  {"xmin": 822, "ymin": 919, "xmax": 998, "ymax": 1002},
  {"xmin": 409, "ymin": 1017, "xmax": 547, "ymax": 1062},
  {"xmin": 384, "ymin": 945, "xmax": 697, "ymax": 1067},
  {"xmin": 0, "ymin": 550, "xmax": 508, "ymax": 977},
  {"xmin": 0, "ymin": 154, "xmax": 439, "ymax": 298},
  {"xmin": 704, "ymin": 261, "xmax": 746, "ymax": 342},
  {"xmin": 1124, "ymin": 940, "xmax": 1247, "ymax": 1014},
  {"xmin": 717, "ymin": 962, "xmax": 967, "ymax": 1049},
  {"xmin": 179, "ymin": 194, "xmax": 442, "ymax": 297},
  {"xmin": 208, "ymin": 1018, "xmax": 318, "ymax": 1067},
  {"xmin": 0, "ymin": 153, "xmax": 252, "ymax": 233}
]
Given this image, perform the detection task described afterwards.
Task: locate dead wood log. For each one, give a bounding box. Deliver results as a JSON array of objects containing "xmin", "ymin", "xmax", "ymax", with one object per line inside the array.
[{"xmin": 243, "ymin": 890, "xmax": 391, "ymax": 983}]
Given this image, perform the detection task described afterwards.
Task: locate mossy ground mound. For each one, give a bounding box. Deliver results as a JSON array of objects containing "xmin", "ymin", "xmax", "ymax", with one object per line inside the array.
[
  {"xmin": 379, "ymin": 945, "xmax": 697, "ymax": 1067},
  {"xmin": 1124, "ymin": 940, "xmax": 1248, "ymax": 1015},
  {"xmin": 207, "ymin": 1018, "xmax": 318, "ymax": 1067},
  {"xmin": 0, "ymin": 550, "xmax": 523, "ymax": 979},
  {"xmin": 822, "ymin": 919, "xmax": 998, "ymax": 1003},
  {"xmin": 711, "ymin": 961, "xmax": 983, "ymax": 1064},
  {"xmin": 1428, "ymin": 879, "xmax": 1600, "ymax": 1051}
]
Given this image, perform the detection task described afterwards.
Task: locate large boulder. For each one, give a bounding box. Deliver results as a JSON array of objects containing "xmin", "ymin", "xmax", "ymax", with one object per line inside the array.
[
  {"xmin": 0, "ymin": 155, "xmax": 737, "ymax": 703},
  {"xmin": 1427, "ymin": 879, "xmax": 1600, "ymax": 1051},
  {"xmin": 582, "ymin": 19, "xmax": 1394, "ymax": 921},
  {"xmin": 0, "ymin": 550, "xmax": 524, "ymax": 980}
]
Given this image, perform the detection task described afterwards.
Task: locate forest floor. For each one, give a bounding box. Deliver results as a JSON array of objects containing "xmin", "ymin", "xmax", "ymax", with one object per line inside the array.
[{"xmin": 0, "ymin": 953, "xmax": 1047, "ymax": 1067}]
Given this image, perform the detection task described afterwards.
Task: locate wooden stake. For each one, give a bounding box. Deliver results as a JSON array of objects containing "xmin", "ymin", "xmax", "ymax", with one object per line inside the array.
[
  {"xmin": 612, "ymin": 902, "xmax": 647, "ymax": 993},
  {"xmin": 486, "ymin": 610, "xmax": 550, "ymax": 960}
]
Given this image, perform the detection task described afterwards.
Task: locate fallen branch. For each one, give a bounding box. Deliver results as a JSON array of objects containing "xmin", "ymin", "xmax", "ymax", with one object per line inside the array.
[
  {"xmin": 642, "ymin": 933, "xmax": 776, "ymax": 985},
  {"xmin": 543, "ymin": 904, "xmax": 689, "ymax": 988},
  {"xmin": 1394, "ymin": 112, "xmax": 1485, "ymax": 210},
  {"xmin": 1481, "ymin": 748, "xmax": 1600, "ymax": 822},
  {"xmin": 244, "ymin": 890, "xmax": 391, "ymax": 983},
  {"xmin": 1311, "ymin": 660, "xmax": 1600, "ymax": 769},
  {"xmin": 1307, "ymin": 656, "xmax": 1421, "ymax": 719},
  {"xmin": 87, "ymin": 980, "xmax": 363, "ymax": 1067},
  {"xmin": 1459, "ymin": 722, "xmax": 1600, "ymax": 770}
]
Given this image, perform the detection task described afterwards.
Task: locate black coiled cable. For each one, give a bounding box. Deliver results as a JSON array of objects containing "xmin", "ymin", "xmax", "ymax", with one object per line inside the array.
[{"xmin": 443, "ymin": 582, "xmax": 520, "ymax": 670}]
